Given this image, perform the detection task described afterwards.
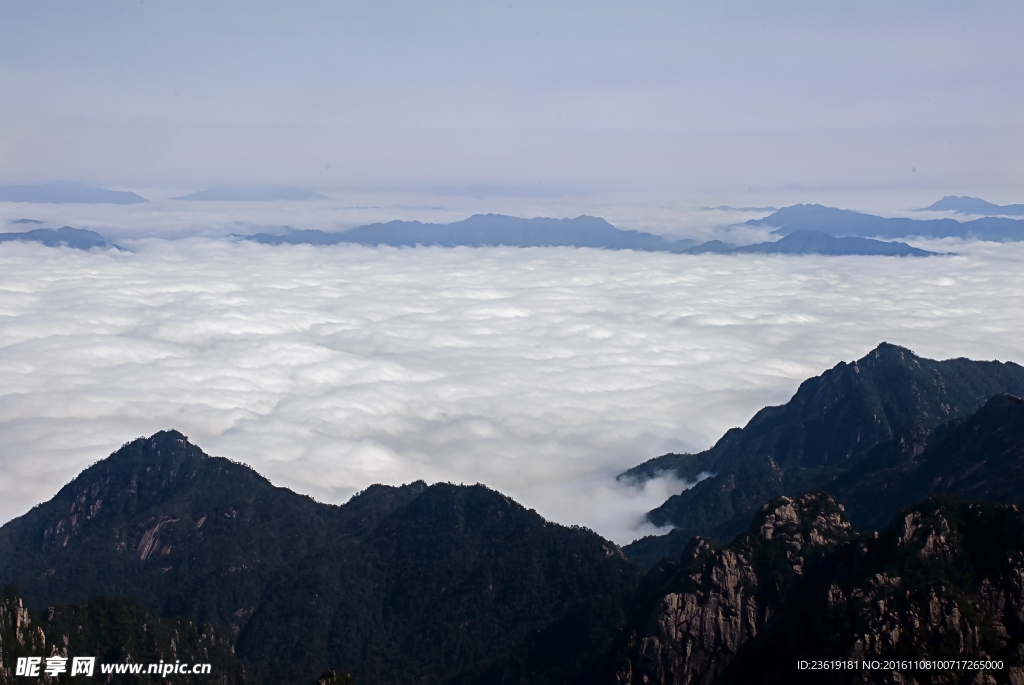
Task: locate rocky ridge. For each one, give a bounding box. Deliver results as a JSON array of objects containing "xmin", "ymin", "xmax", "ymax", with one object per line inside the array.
[
  {"xmin": 0, "ymin": 590, "xmax": 46, "ymax": 684},
  {"xmin": 610, "ymin": 493, "xmax": 853, "ymax": 684}
]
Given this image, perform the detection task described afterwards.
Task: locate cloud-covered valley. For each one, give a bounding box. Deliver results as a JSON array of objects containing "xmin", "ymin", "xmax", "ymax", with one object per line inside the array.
[{"xmin": 2, "ymin": 238, "xmax": 1023, "ymax": 544}]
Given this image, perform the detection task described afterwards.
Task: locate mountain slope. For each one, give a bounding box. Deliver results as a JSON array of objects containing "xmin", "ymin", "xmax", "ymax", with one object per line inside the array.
[
  {"xmin": 746, "ymin": 204, "xmax": 1024, "ymax": 241},
  {"xmin": 0, "ymin": 431, "xmax": 641, "ymax": 685},
  {"xmin": 831, "ymin": 393, "xmax": 1024, "ymax": 531},
  {"xmin": 238, "ymin": 483, "xmax": 639, "ymax": 684},
  {"xmin": 621, "ymin": 343, "xmax": 1024, "ymax": 566}
]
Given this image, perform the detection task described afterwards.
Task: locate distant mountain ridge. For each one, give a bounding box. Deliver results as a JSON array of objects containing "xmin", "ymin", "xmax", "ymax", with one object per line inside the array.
[
  {"xmin": 620, "ymin": 343, "xmax": 1024, "ymax": 566},
  {"xmin": 747, "ymin": 203, "xmax": 1024, "ymax": 241},
  {"xmin": 246, "ymin": 214, "xmax": 698, "ymax": 252},
  {"xmin": 923, "ymin": 195, "xmax": 1024, "ymax": 216},
  {"xmin": 0, "ymin": 181, "xmax": 147, "ymax": 204},
  {"xmin": 246, "ymin": 214, "xmax": 934, "ymax": 255},
  {"xmin": 0, "ymin": 215, "xmax": 934, "ymax": 255}
]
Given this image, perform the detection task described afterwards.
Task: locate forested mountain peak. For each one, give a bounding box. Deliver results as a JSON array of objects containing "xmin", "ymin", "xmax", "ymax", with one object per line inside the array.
[
  {"xmin": 0, "ymin": 432, "xmax": 640, "ymax": 685},
  {"xmin": 621, "ymin": 343, "xmax": 1024, "ymax": 566}
]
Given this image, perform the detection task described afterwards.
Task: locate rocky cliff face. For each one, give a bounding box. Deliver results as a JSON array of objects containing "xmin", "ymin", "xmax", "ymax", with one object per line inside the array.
[
  {"xmin": 0, "ymin": 589, "xmax": 47, "ymax": 684},
  {"xmin": 609, "ymin": 493, "xmax": 1024, "ymax": 685},
  {"xmin": 0, "ymin": 586, "xmax": 250, "ymax": 684},
  {"xmin": 611, "ymin": 493, "xmax": 853, "ymax": 684}
]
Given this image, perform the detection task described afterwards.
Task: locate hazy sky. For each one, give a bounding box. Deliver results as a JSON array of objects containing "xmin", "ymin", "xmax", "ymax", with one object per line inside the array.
[{"xmin": 2, "ymin": 0, "xmax": 1022, "ymax": 193}]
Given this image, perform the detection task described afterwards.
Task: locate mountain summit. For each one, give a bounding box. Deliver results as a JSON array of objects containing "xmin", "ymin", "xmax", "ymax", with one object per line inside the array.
[
  {"xmin": 621, "ymin": 343, "xmax": 1024, "ymax": 565},
  {"xmin": 922, "ymin": 195, "xmax": 1024, "ymax": 216}
]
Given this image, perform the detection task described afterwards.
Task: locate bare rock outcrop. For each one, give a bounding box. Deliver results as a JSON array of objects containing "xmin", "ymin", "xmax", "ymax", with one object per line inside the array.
[
  {"xmin": 610, "ymin": 494, "xmax": 1024, "ymax": 685},
  {"xmin": 0, "ymin": 590, "xmax": 47, "ymax": 685},
  {"xmin": 613, "ymin": 492, "xmax": 852, "ymax": 684},
  {"xmin": 0, "ymin": 586, "xmax": 252, "ymax": 685}
]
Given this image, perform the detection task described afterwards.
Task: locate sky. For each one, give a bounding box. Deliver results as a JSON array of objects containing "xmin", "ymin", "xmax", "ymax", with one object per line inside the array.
[
  {"xmin": 3, "ymin": 237, "xmax": 1024, "ymax": 543},
  {"xmin": 2, "ymin": 0, "xmax": 1023, "ymax": 194}
]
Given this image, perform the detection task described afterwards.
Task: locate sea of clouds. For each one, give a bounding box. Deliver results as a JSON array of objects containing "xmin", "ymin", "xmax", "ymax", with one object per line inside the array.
[{"xmin": 3, "ymin": 230, "xmax": 1024, "ymax": 544}]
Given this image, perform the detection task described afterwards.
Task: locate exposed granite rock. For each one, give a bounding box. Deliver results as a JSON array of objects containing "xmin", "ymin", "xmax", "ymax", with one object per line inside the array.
[
  {"xmin": 0, "ymin": 585, "xmax": 253, "ymax": 684},
  {"xmin": 612, "ymin": 492, "xmax": 852, "ymax": 684},
  {"xmin": 609, "ymin": 494, "xmax": 1024, "ymax": 684},
  {"xmin": 0, "ymin": 589, "xmax": 47, "ymax": 684}
]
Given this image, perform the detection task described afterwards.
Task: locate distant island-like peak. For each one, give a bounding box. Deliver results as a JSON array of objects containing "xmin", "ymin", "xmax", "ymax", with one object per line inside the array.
[
  {"xmin": 746, "ymin": 203, "xmax": 1024, "ymax": 241},
  {"xmin": 921, "ymin": 195, "xmax": 1024, "ymax": 216},
  {"xmin": 0, "ymin": 226, "xmax": 122, "ymax": 250}
]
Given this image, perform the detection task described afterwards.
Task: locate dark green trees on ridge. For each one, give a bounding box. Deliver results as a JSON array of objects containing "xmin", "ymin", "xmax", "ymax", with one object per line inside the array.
[
  {"xmin": 622, "ymin": 343, "xmax": 1024, "ymax": 566},
  {"xmin": 0, "ymin": 431, "xmax": 640, "ymax": 684}
]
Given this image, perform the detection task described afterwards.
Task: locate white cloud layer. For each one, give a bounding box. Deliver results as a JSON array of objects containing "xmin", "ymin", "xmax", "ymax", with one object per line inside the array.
[{"xmin": 3, "ymin": 237, "xmax": 1024, "ymax": 544}]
